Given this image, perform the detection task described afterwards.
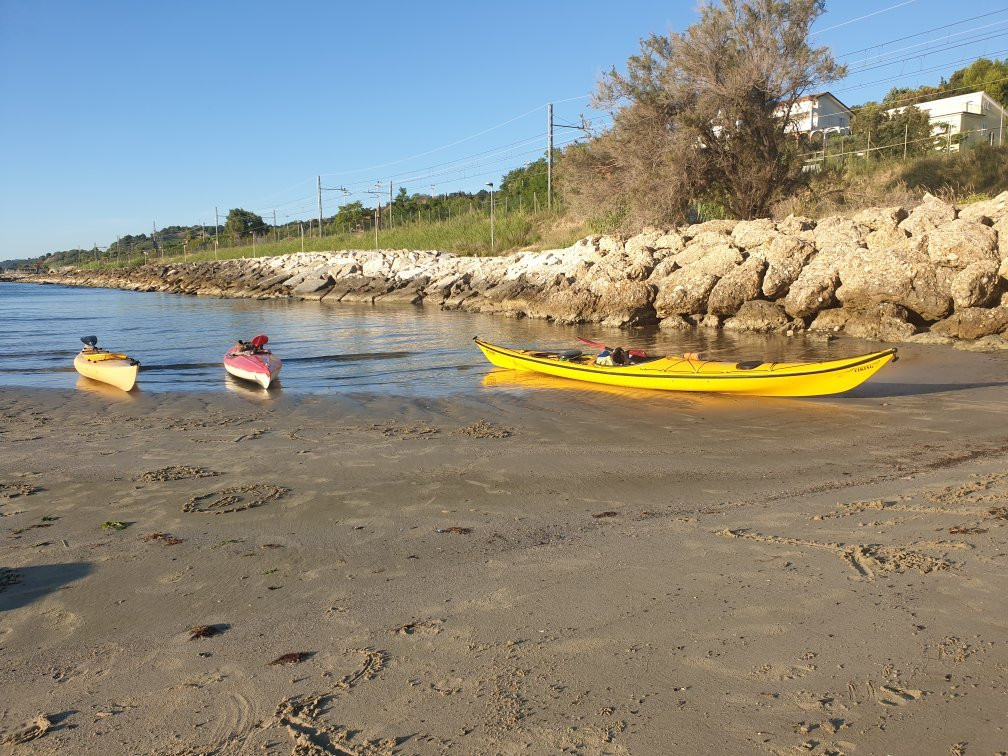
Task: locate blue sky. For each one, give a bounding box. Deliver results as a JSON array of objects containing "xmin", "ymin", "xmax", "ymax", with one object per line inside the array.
[{"xmin": 2, "ymin": 0, "xmax": 1007, "ymax": 260}]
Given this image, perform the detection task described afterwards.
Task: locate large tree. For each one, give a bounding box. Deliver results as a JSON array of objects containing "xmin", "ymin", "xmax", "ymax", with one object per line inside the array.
[
  {"xmin": 225, "ymin": 208, "xmax": 267, "ymax": 239},
  {"xmin": 561, "ymin": 0, "xmax": 844, "ymax": 226}
]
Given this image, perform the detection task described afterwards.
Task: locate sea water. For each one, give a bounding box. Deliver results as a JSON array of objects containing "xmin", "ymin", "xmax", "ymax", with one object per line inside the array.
[{"xmin": 0, "ymin": 281, "xmax": 850, "ymax": 397}]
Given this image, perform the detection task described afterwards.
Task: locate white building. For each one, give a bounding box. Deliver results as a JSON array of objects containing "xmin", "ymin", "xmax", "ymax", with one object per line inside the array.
[
  {"xmin": 887, "ymin": 90, "xmax": 1007, "ymax": 150},
  {"xmin": 783, "ymin": 92, "xmax": 853, "ymax": 137}
]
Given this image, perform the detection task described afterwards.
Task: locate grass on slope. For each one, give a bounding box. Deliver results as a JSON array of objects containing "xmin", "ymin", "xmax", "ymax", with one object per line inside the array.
[{"xmin": 86, "ymin": 209, "xmax": 590, "ymax": 270}]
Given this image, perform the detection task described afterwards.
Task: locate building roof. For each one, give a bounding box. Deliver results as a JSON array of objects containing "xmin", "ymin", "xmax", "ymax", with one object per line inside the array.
[
  {"xmin": 886, "ymin": 90, "xmax": 1007, "ymax": 118},
  {"xmin": 794, "ymin": 91, "xmax": 853, "ymax": 114}
]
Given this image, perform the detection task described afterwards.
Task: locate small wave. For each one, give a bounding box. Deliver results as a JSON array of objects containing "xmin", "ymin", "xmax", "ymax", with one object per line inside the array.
[
  {"xmin": 284, "ymin": 351, "xmax": 412, "ymax": 364},
  {"xmin": 139, "ymin": 361, "xmax": 221, "ymax": 372},
  {"xmin": 0, "ymin": 366, "xmax": 77, "ymax": 374}
]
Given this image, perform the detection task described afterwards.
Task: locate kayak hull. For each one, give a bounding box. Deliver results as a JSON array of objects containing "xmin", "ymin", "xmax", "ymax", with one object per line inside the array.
[
  {"xmin": 74, "ymin": 351, "xmax": 139, "ymax": 392},
  {"xmin": 474, "ymin": 338, "xmax": 897, "ymax": 397},
  {"xmin": 224, "ymin": 347, "xmax": 281, "ymax": 389}
]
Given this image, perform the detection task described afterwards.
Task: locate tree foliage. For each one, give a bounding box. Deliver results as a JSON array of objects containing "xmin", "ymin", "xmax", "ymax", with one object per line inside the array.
[
  {"xmin": 883, "ymin": 58, "xmax": 1008, "ymax": 110},
  {"xmin": 499, "ymin": 158, "xmax": 548, "ymax": 208},
  {"xmin": 560, "ymin": 0, "xmax": 844, "ymax": 226},
  {"xmin": 225, "ymin": 208, "xmax": 267, "ymax": 238},
  {"xmin": 848, "ymin": 102, "xmax": 938, "ymax": 158},
  {"xmin": 333, "ymin": 201, "xmax": 371, "ymax": 231}
]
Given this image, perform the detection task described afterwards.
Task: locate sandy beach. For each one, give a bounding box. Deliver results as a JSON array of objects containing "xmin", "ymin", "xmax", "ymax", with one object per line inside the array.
[{"xmin": 2, "ymin": 343, "xmax": 1008, "ymax": 754}]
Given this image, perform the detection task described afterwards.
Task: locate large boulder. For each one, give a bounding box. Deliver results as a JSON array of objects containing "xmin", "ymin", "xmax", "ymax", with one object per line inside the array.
[
  {"xmin": 754, "ymin": 235, "xmax": 816, "ymax": 299},
  {"xmin": 653, "ymin": 232, "xmax": 686, "ymax": 255},
  {"xmin": 926, "ymin": 219, "xmax": 999, "ymax": 270},
  {"xmin": 673, "ymin": 243, "xmax": 744, "ymax": 276},
  {"xmin": 722, "ymin": 300, "xmax": 791, "ymax": 333},
  {"xmin": 957, "ymin": 190, "xmax": 1008, "ymax": 225},
  {"xmin": 706, "ymin": 257, "xmax": 767, "ymax": 316},
  {"xmin": 811, "ymin": 216, "xmax": 868, "ymax": 255},
  {"xmin": 808, "ymin": 308, "xmax": 849, "ymax": 333},
  {"xmin": 731, "ymin": 219, "xmax": 777, "ymax": 250},
  {"xmin": 775, "ymin": 214, "xmax": 816, "ymax": 236},
  {"xmin": 683, "ymin": 219, "xmax": 738, "ymax": 238},
  {"xmin": 898, "ymin": 193, "xmax": 957, "ymax": 239},
  {"xmin": 853, "ymin": 206, "xmax": 909, "ymax": 231},
  {"xmin": 950, "ymin": 261, "xmax": 1001, "ymax": 309},
  {"xmin": 292, "ymin": 274, "xmax": 335, "ymax": 298},
  {"xmin": 930, "ymin": 307, "xmax": 1008, "ymax": 340},
  {"xmin": 842, "ymin": 303, "xmax": 917, "ymax": 342},
  {"xmin": 996, "ymin": 216, "xmax": 1008, "ymax": 262},
  {"xmin": 585, "ymin": 279, "xmax": 658, "ymax": 327},
  {"xmin": 834, "ymin": 241, "xmax": 952, "ymax": 321},
  {"xmin": 782, "ymin": 250, "xmax": 844, "ymax": 319},
  {"xmin": 653, "ymin": 269, "xmax": 719, "ymax": 318},
  {"xmin": 865, "ymin": 225, "xmax": 911, "ymax": 253}
]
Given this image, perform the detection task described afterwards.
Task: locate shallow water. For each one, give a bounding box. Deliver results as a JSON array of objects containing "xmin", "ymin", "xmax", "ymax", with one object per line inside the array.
[{"xmin": 0, "ymin": 281, "xmax": 884, "ymax": 397}]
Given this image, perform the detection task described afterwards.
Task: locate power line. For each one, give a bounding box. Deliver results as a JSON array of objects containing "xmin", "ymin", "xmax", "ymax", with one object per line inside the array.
[
  {"xmin": 842, "ymin": 30, "xmax": 1008, "ymax": 76},
  {"xmin": 835, "ymin": 8, "xmax": 1008, "ymax": 58},
  {"xmin": 811, "ymin": 0, "xmax": 918, "ymax": 36},
  {"xmin": 836, "ymin": 48, "xmax": 1008, "ymax": 94}
]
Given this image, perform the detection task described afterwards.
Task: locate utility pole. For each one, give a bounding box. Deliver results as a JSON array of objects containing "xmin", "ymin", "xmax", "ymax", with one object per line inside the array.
[
  {"xmin": 486, "ymin": 182, "xmax": 495, "ymax": 254},
  {"xmin": 547, "ymin": 102, "xmax": 553, "ymax": 211},
  {"xmin": 214, "ymin": 206, "xmax": 220, "ymax": 259},
  {"xmin": 903, "ymin": 122, "xmax": 908, "ymax": 160},
  {"xmin": 273, "ymin": 209, "xmax": 277, "ymax": 242},
  {"xmin": 389, "ymin": 180, "xmax": 393, "ymax": 229},
  {"xmin": 299, "ymin": 222, "xmax": 305, "ymax": 253},
  {"xmin": 317, "ymin": 175, "xmax": 323, "ymax": 238}
]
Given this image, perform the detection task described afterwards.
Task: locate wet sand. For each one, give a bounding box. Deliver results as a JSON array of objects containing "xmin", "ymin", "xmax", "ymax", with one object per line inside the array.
[{"xmin": 2, "ymin": 343, "xmax": 1007, "ymax": 754}]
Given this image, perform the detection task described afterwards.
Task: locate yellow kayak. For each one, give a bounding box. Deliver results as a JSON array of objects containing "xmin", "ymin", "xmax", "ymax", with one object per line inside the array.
[
  {"xmin": 473, "ymin": 337, "xmax": 897, "ymax": 397},
  {"xmin": 73, "ymin": 336, "xmax": 140, "ymax": 391}
]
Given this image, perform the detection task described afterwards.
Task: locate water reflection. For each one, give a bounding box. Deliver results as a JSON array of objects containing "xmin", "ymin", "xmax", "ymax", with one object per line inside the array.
[
  {"xmin": 224, "ymin": 375, "xmax": 282, "ymax": 401},
  {"xmin": 75, "ymin": 375, "xmax": 138, "ymax": 399}
]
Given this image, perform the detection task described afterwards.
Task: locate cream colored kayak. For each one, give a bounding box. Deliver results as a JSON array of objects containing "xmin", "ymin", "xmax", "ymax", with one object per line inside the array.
[{"xmin": 73, "ymin": 336, "xmax": 140, "ymax": 391}]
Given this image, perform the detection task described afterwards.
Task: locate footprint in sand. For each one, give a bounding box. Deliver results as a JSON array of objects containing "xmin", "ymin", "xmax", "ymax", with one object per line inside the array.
[
  {"xmin": 183, "ymin": 485, "xmax": 288, "ymax": 514},
  {"xmin": 454, "ymin": 420, "xmax": 513, "ymax": 439},
  {"xmin": 391, "ymin": 619, "xmax": 444, "ymax": 636},
  {"xmin": 135, "ymin": 466, "xmax": 220, "ymax": 482},
  {"xmin": 0, "ymin": 481, "xmax": 40, "ymax": 499},
  {"xmin": 717, "ymin": 528, "xmax": 955, "ymax": 579},
  {"xmin": 876, "ymin": 683, "xmax": 923, "ymax": 706},
  {"xmin": 370, "ymin": 422, "xmax": 439, "ymax": 440},
  {"xmin": 272, "ymin": 693, "xmax": 396, "ymax": 755}
]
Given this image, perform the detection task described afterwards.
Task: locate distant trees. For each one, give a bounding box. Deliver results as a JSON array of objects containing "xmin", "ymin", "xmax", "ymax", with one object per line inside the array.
[
  {"xmin": 225, "ymin": 208, "xmax": 267, "ymax": 239},
  {"xmin": 948, "ymin": 59, "xmax": 1008, "ymax": 109},
  {"xmin": 499, "ymin": 159, "xmax": 548, "ymax": 209},
  {"xmin": 560, "ymin": 0, "xmax": 845, "ymax": 227},
  {"xmin": 848, "ymin": 102, "xmax": 938, "ymax": 158},
  {"xmin": 882, "ymin": 58, "xmax": 1008, "ymax": 110},
  {"xmin": 333, "ymin": 201, "xmax": 370, "ymax": 231}
]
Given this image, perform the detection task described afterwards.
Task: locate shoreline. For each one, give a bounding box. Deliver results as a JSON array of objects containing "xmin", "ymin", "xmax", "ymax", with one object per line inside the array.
[
  {"xmin": 2, "ymin": 345, "xmax": 1008, "ymax": 752},
  {"xmin": 5, "ymin": 191, "xmax": 1008, "ymax": 351}
]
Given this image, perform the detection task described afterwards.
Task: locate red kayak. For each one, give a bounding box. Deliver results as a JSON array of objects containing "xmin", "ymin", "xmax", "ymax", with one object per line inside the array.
[{"xmin": 223, "ymin": 334, "xmax": 282, "ymax": 389}]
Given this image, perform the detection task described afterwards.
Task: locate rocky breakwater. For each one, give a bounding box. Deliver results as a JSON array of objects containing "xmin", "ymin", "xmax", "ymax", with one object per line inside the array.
[{"xmin": 9, "ymin": 191, "xmax": 1008, "ymax": 347}]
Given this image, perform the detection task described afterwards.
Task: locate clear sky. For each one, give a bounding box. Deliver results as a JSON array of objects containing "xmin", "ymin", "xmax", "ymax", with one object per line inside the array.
[{"xmin": 2, "ymin": 0, "xmax": 1007, "ymax": 260}]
